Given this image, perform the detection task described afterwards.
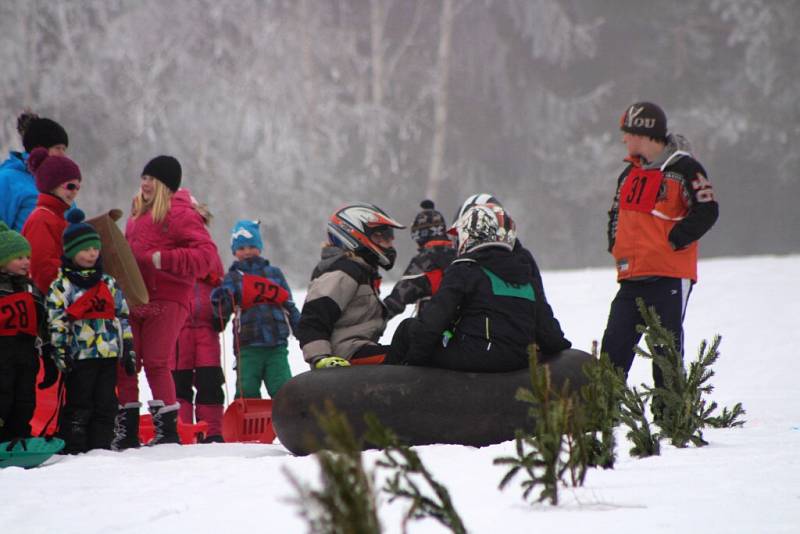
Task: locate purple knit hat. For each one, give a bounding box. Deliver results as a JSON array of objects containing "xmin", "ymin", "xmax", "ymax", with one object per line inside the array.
[{"xmin": 27, "ymin": 147, "xmax": 82, "ymax": 193}]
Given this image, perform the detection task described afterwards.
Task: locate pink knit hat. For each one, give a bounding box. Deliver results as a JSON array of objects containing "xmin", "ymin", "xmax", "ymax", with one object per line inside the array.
[{"xmin": 27, "ymin": 147, "xmax": 82, "ymax": 193}]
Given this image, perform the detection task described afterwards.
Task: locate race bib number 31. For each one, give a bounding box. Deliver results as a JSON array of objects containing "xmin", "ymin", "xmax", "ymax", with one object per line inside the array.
[
  {"xmin": 619, "ymin": 168, "xmax": 663, "ymax": 213},
  {"xmin": 241, "ymin": 274, "xmax": 289, "ymax": 310},
  {"xmin": 0, "ymin": 292, "xmax": 38, "ymax": 336}
]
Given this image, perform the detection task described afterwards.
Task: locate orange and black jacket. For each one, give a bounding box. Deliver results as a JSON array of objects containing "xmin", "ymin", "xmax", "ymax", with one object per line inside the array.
[{"xmin": 607, "ymin": 135, "xmax": 719, "ymax": 282}]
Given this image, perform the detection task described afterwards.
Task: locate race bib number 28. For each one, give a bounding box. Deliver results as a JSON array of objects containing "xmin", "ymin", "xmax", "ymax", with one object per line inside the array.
[
  {"xmin": 0, "ymin": 292, "xmax": 38, "ymax": 336},
  {"xmin": 66, "ymin": 282, "xmax": 116, "ymax": 320}
]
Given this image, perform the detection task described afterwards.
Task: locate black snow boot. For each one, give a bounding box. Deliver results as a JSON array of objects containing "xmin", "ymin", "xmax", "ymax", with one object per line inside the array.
[
  {"xmin": 59, "ymin": 409, "xmax": 92, "ymax": 455},
  {"xmin": 148, "ymin": 401, "xmax": 181, "ymax": 446},
  {"xmin": 111, "ymin": 402, "xmax": 141, "ymax": 451}
]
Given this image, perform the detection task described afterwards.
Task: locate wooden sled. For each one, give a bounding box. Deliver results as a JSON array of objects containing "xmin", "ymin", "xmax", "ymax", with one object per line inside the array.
[
  {"xmin": 272, "ymin": 349, "xmax": 593, "ymax": 456},
  {"xmin": 87, "ymin": 209, "xmax": 148, "ymax": 308}
]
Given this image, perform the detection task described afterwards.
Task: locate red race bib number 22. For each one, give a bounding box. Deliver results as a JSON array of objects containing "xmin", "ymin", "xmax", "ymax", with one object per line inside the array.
[{"xmin": 241, "ymin": 274, "xmax": 289, "ymax": 310}]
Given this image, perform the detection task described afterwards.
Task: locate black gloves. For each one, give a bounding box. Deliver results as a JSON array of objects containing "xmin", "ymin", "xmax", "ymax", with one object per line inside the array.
[
  {"xmin": 122, "ymin": 339, "xmax": 137, "ymax": 376},
  {"xmin": 37, "ymin": 350, "xmax": 60, "ymax": 390}
]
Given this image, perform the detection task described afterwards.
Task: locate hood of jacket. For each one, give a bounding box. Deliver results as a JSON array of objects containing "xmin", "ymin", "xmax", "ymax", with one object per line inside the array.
[
  {"xmin": 0, "ymin": 151, "xmax": 27, "ymax": 172},
  {"xmin": 643, "ymin": 133, "xmax": 693, "ymax": 170},
  {"xmin": 310, "ymin": 245, "xmax": 378, "ymax": 285},
  {"xmin": 462, "ymin": 247, "xmax": 531, "ymax": 285}
]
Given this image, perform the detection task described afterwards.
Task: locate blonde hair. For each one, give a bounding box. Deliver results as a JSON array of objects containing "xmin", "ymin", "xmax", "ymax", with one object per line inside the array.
[{"xmin": 131, "ymin": 178, "xmax": 173, "ymax": 223}]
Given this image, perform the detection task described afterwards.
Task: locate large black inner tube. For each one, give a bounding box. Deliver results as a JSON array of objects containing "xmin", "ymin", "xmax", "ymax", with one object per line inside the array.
[{"xmin": 273, "ymin": 348, "xmax": 594, "ymax": 456}]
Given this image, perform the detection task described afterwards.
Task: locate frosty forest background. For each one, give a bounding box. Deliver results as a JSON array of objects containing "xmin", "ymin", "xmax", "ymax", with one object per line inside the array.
[{"xmin": 1, "ymin": 0, "xmax": 797, "ymax": 284}]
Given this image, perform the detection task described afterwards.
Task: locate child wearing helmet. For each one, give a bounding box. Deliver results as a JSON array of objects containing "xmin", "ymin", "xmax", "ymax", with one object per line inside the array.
[
  {"xmin": 452, "ymin": 193, "xmax": 571, "ymax": 357},
  {"xmin": 386, "ymin": 204, "xmax": 541, "ymax": 372},
  {"xmin": 383, "ymin": 200, "xmax": 456, "ymax": 320},
  {"xmin": 297, "ymin": 203, "xmax": 405, "ymax": 369}
]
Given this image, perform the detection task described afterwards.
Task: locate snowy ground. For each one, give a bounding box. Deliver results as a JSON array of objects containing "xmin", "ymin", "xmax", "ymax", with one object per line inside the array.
[{"xmin": 2, "ymin": 254, "xmax": 799, "ymax": 534}]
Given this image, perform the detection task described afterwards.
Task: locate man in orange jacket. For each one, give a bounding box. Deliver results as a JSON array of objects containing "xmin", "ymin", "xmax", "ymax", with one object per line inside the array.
[{"xmin": 602, "ymin": 102, "xmax": 719, "ymax": 389}]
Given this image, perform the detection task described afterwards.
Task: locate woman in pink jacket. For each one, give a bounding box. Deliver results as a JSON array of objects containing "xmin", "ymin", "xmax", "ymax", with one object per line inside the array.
[
  {"xmin": 112, "ymin": 156, "xmax": 218, "ymax": 448},
  {"xmin": 173, "ymin": 202, "xmax": 227, "ymax": 443}
]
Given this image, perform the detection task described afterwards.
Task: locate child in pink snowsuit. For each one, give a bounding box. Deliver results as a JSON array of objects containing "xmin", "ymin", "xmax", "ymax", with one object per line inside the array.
[
  {"xmin": 173, "ymin": 203, "xmax": 226, "ymax": 443},
  {"xmin": 113, "ymin": 156, "xmax": 218, "ymax": 449}
]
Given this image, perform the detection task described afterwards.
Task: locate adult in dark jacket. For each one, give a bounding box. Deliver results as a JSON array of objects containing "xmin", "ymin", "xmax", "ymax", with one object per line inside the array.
[
  {"xmin": 387, "ymin": 203, "xmax": 541, "ymax": 372},
  {"xmin": 0, "ymin": 113, "xmax": 69, "ymax": 232},
  {"xmin": 384, "ymin": 199, "xmax": 456, "ymax": 320},
  {"xmin": 452, "ymin": 193, "xmax": 571, "ymax": 356}
]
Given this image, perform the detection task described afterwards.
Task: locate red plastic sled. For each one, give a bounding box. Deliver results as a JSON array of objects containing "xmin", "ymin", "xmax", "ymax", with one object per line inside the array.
[
  {"xmin": 30, "ymin": 365, "xmax": 60, "ymax": 437},
  {"xmin": 222, "ymin": 399, "xmax": 276, "ymax": 444},
  {"xmin": 139, "ymin": 414, "xmax": 208, "ymax": 445}
]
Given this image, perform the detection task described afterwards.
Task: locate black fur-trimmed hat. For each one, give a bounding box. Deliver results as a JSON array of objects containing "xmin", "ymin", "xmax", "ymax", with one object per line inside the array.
[{"xmin": 619, "ymin": 102, "xmax": 667, "ymax": 141}]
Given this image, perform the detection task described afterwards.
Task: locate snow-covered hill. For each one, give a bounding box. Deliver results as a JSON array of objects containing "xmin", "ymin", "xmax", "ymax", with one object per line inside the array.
[{"xmin": 2, "ymin": 255, "xmax": 798, "ymax": 534}]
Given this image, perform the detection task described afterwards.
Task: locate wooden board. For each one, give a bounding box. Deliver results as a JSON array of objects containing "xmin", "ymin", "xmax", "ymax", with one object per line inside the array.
[
  {"xmin": 272, "ymin": 349, "xmax": 594, "ymax": 455},
  {"xmin": 87, "ymin": 209, "xmax": 148, "ymax": 308}
]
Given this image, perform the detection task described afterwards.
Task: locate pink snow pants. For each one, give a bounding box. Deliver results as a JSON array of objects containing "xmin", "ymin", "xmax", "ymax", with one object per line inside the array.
[
  {"xmin": 173, "ymin": 325, "xmax": 225, "ymax": 435},
  {"xmin": 117, "ymin": 300, "xmax": 189, "ymax": 406}
]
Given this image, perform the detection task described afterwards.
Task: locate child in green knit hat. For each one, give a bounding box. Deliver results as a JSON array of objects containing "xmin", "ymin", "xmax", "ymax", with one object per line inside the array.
[
  {"xmin": 44, "ymin": 209, "xmax": 136, "ymax": 453},
  {"xmin": 0, "ymin": 222, "xmax": 52, "ymax": 442}
]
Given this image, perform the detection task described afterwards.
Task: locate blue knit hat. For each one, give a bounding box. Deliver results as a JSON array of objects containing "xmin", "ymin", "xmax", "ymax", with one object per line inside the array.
[{"xmin": 230, "ymin": 220, "xmax": 263, "ymax": 254}]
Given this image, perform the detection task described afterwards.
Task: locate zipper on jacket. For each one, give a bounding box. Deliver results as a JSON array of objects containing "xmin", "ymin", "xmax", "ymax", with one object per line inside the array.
[{"xmin": 485, "ymin": 316, "xmax": 491, "ymax": 351}]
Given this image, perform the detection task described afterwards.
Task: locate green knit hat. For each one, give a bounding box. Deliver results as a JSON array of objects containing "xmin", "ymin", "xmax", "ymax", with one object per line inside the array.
[
  {"xmin": 0, "ymin": 221, "xmax": 32, "ymax": 267},
  {"xmin": 62, "ymin": 209, "xmax": 101, "ymax": 259}
]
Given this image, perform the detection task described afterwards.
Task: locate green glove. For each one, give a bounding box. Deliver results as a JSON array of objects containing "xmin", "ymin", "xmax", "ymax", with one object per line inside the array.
[{"xmin": 315, "ymin": 356, "xmax": 351, "ymax": 369}]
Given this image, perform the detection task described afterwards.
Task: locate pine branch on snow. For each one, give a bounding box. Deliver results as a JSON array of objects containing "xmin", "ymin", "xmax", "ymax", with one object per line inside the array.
[
  {"xmin": 365, "ymin": 414, "xmax": 467, "ymax": 534},
  {"xmin": 284, "ymin": 400, "xmax": 382, "ymax": 534}
]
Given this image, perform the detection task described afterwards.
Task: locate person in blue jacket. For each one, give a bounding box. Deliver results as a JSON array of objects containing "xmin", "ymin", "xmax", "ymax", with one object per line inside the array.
[
  {"xmin": 0, "ymin": 112, "xmax": 69, "ymax": 231},
  {"xmin": 211, "ymin": 220, "xmax": 301, "ymax": 398}
]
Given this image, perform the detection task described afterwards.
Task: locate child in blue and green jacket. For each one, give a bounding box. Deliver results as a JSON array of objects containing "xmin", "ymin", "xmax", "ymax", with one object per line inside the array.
[
  {"xmin": 45, "ymin": 210, "xmax": 135, "ymax": 454},
  {"xmin": 211, "ymin": 220, "xmax": 300, "ymax": 398}
]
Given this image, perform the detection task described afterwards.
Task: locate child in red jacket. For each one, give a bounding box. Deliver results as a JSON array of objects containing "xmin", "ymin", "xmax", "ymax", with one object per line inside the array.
[
  {"xmin": 21, "ymin": 147, "xmax": 82, "ymax": 295},
  {"xmin": 20, "ymin": 147, "xmax": 82, "ymax": 436},
  {"xmin": 173, "ymin": 202, "xmax": 226, "ymax": 443}
]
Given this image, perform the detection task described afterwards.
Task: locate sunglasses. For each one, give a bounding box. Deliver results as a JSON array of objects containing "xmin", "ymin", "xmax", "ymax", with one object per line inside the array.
[{"xmin": 63, "ymin": 183, "xmax": 81, "ymax": 191}]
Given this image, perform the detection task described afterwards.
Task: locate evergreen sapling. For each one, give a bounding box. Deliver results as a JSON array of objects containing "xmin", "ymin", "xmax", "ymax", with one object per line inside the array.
[
  {"xmin": 634, "ymin": 298, "xmax": 745, "ymax": 448},
  {"xmin": 365, "ymin": 414, "xmax": 467, "ymax": 534},
  {"xmin": 494, "ymin": 347, "xmax": 572, "ymax": 505},
  {"xmin": 284, "ymin": 400, "xmax": 382, "ymax": 534}
]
